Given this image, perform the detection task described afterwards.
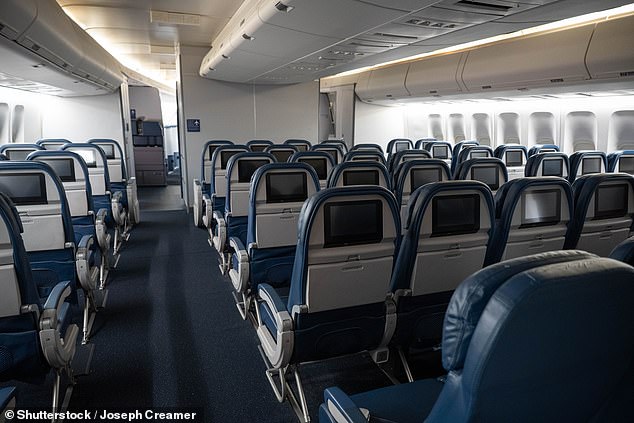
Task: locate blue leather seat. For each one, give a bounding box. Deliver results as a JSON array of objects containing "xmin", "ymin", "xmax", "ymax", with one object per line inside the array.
[
  {"xmin": 264, "ymin": 144, "xmax": 298, "ymax": 163},
  {"xmin": 192, "ymin": 140, "xmax": 233, "ymax": 228},
  {"xmin": 327, "ymin": 161, "xmax": 391, "ymax": 190},
  {"xmin": 610, "ymin": 235, "xmax": 634, "ymax": 266},
  {"xmin": 495, "ymin": 144, "xmax": 528, "ymax": 180},
  {"xmin": 393, "ymin": 159, "xmax": 451, "ymax": 233},
  {"xmin": 311, "ymin": 144, "xmax": 345, "ymax": 165},
  {"xmin": 390, "ymin": 181, "xmax": 495, "ymax": 351},
  {"xmin": 452, "ymin": 145, "xmax": 493, "ymax": 174},
  {"xmin": 349, "ymin": 143, "xmax": 384, "ymax": 154},
  {"xmin": 0, "ymin": 144, "xmax": 43, "ymax": 161},
  {"xmin": 255, "ymin": 186, "xmax": 400, "ymax": 420},
  {"xmin": 387, "ymin": 138, "xmax": 413, "ymax": 154},
  {"xmin": 0, "ymin": 193, "xmax": 79, "ymax": 411},
  {"xmin": 524, "ymin": 151, "xmax": 570, "ymax": 178},
  {"xmin": 528, "ymin": 143, "xmax": 560, "ymax": 156},
  {"xmin": 246, "ymin": 139, "xmax": 274, "ymax": 152},
  {"xmin": 28, "ymin": 150, "xmax": 111, "ymax": 290},
  {"xmin": 568, "ymin": 151, "xmax": 608, "ymax": 182},
  {"xmin": 607, "ymin": 150, "xmax": 634, "ymax": 174},
  {"xmin": 565, "ymin": 173, "xmax": 634, "ymax": 255},
  {"xmin": 454, "ymin": 157, "xmax": 507, "ymax": 194},
  {"xmin": 228, "ymin": 163, "xmax": 320, "ymax": 318},
  {"xmin": 486, "ymin": 177, "xmax": 573, "ymax": 265},
  {"xmin": 0, "ymin": 387, "xmax": 15, "ymax": 414},
  {"xmin": 344, "ymin": 151, "xmax": 386, "ymax": 165},
  {"xmin": 387, "ymin": 150, "xmax": 432, "ymax": 177},
  {"xmin": 212, "ymin": 152, "xmax": 276, "ymax": 270},
  {"xmin": 423, "ymin": 141, "xmax": 452, "ymax": 163},
  {"xmin": 450, "ymin": 140, "xmax": 479, "ymax": 169},
  {"xmin": 0, "ymin": 161, "xmax": 101, "ymax": 343},
  {"xmin": 414, "ymin": 138, "xmax": 437, "ymax": 150},
  {"xmin": 88, "ymin": 138, "xmax": 140, "ymax": 226},
  {"xmin": 289, "ymin": 151, "xmax": 335, "ymax": 190},
  {"xmin": 36, "ymin": 138, "xmax": 70, "ymax": 150},
  {"xmin": 320, "ymin": 139, "xmax": 349, "ymax": 154},
  {"xmin": 284, "ymin": 139, "xmax": 312, "ymax": 152},
  {"xmin": 320, "ymin": 250, "xmax": 634, "ymax": 423}
]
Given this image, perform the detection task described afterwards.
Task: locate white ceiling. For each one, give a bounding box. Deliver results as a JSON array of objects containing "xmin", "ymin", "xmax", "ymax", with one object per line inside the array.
[
  {"xmin": 57, "ymin": 0, "xmax": 245, "ymax": 84},
  {"xmin": 57, "ymin": 0, "xmax": 634, "ymax": 86}
]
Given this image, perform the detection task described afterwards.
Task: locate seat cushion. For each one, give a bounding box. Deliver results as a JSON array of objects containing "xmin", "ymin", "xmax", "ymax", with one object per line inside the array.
[{"xmin": 350, "ymin": 378, "xmax": 444, "ymax": 423}]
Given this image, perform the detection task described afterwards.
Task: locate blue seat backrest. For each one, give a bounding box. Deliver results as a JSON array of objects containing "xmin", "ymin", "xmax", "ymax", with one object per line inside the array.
[
  {"xmin": 311, "ymin": 144, "xmax": 345, "ymax": 165},
  {"xmin": 486, "ymin": 177, "xmax": 573, "ymax": 265},
  {"xmin": 0, "ymin": 144, "xmax": 43, "ymax": 161},
  {"xmin": 349, "ymin": 143, "xmax": 384, "ymax": 154},
  {"xmin": 36, "ymin": 139, "xmax": 70, "ymax": 150},
  {"xmin": 494, "ymin": 144, "xmax": 528, "ymax": 180},
  {"xmin": 319, "ymin": 139, "xmax": 348, "ymax": 154},
  {"xmin": 225, "ymin": 153, "xmax": 276, "ymax": 217},
  {"xmin": 423, "ymin": 141, "xmax": 453, "ymax": 161},
  {"xmin": 284, "ymin": 139, "xmax": 312, "ymax": 152},
  {"xmin": 287, "ymin": 186, "xmax": 400, "ymax": 314},
  {"xmin": 451, "ymin": 140, "xmax": 479, "ymax": 163},
  {"xmin": 264, "ymin": 145, "xmax": 298, "ymax": 163},
  {"xmin": 200, "ymin": 140, "xmax": 233, "ymax": 183},
  {"xmin": 527, "ymin": 143, "xmax": 560, "ymax": 156},
  {"xmin": 387, "ymin": 150, "xmax": 432, "ymax": 176},
  {"xmin": 568, "ymin": 151, "xmax": 608, "ymax": 182},
  {"xmin": 88, "ymin": 139, "xmax": 127, "ymax": 183},
  {"xmin": 210, "ymin": 145, "xmax": 249, "ymax": 199},
  {"xmin": 387, "ymin": 138, "xmax": 413, "ymax": 154},
  {"xmin": 289, "ymin": 152, "xmax": 335, "ymax": 188},
  {"xmin": 327, "ymin": 161, "xmax": 391, "ymax": 190},
  {"xmin": 565, "ymin": 173, "xmax": 634, "ymax": 256},
  {"xmin": 344, "ymin": 151, "xmax": 386, "ymax": 165},
  {"xmin": 610, "ymin": 235, "xmax": 634, "ymax": 266},
  {"xmin": 246, "ymin": 139, "xmax": 274, "ymax": 152},
  {"xmin": 454, "ymin": 158, "xmax": 508, "ymax": 193},
  {"xmin": 453, "ymin": 145, "xmax": 493, "ymax": 174},
  {"xmin": 524, "ymin": 152, "xmax": 570, "ymax": 178},
  {"xmin": 61, "ymin": 143, "xmax": 111, "ymax": 195},
  {"xmin": 607, "ymin": 150, "xmax": 634, "ymax": 174},
  {"xmin": 426, "ymin": 252, "xmax": 634, "ymax": 423},
  {"xmin": 414, "ymin": 138, "xmax": 437, "ymax": 149},
  {"xmin": 27, "ymin": 151, "xmax": 94, "ymax": 218},
  {"xmin": 392, "ymin": 181, "xmax": 494, "ymax": 297}
]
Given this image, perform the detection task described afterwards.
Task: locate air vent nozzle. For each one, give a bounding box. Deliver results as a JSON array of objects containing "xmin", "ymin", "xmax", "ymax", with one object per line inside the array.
[{"xmin": 455, "ymin": 1, "xmax": 514, "ymax": 13}]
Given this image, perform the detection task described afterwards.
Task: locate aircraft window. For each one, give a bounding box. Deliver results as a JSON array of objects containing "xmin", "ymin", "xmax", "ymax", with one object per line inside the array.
[
  {"xmin": 220, "ymin": 151, "xmax": 239, "ymax": 169},
  {"xmin": 100, "ymin": 144, "xmax": 115, "ymax": 159},
  {"xmin": 411, "ymin": 168, "xmax": 442, "ymax": 192},
  {"xmin": 6, "ymin": 150, "xmax": 31, "ymax": 161},
  {"xmin": 471, "ymin": 166, "xmax": 499, "ymax": 190},
  {"xmin": 266, "ymin": 172, "xmax": 307, "ymax": 203},
  {"xmin": 77, "ymin": 150, "xmax": 96, "ymax": 168},
  {"xmin": 432, "ymin": 194, "xmax": 480, "ymax": 237},
  {"xmin": 40, "ymin": 158, "xmax": 75, "ymax": 182},
  {"xmin": 343, "ymin": 170, "xmax": 379, "ymax": 186},
  {"xmin": 433, "ymin": 145, "xmax": 448, "ymax": 159},
  {"xmin": 470, "ymin": 151, "xmax": 488, "ymax": 159},
  {"xmin": 506, "ymin": 151, "xmax": 523, "ymax": 167},
  {"xmin": 395, "ymin": 142, "xmax": 409, "ymax": 152},
  {"xmin": 619, "ymin": 157, "xmax": 634, "ymax": 174},
  {"xmin": 582, "ymin": 158, "xmax": 601, "ymax": 175},
  {"xmin": 542, "ymin": 160, "xmax": 563, "ymax": 177},
  {"xmin": 238, "ymin": 160, "xmax": 269, "ymax": 183},
  {"xmin": 594, "ymin": 185, "xmax": 628, "ymax": 219},
  {"xmin": 0, "ymin": 173, "xmax": 47, "ymax": 205},
  {"xmin": 324, "ymin": 200, "xmax": 382, "ymax": 248},
  {"xmin": 300, "ymin": 158, "xmax": 327, "ymax": 180},
  {"xmin": 250, "ymin": 145, "xmax": 268, "ymax": 152},
  {"xmin": 521, "ymin": 189, "xmax": 561, "ymax": 228},
  {"xmin": 271, "ymin": 150, "xmax": 293, "ymax": 162}
]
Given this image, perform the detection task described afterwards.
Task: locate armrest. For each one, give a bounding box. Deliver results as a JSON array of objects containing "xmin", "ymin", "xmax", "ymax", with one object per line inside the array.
[
  {"xmin": 41, "ymin": 281, "xmax": 72, "ymax": 330},
  {"xmin": 111, "ymin": 191, "xmax": 127, "ymax": 226},
  {"xmin": 256, "ymin": 284, "xmax": 293, "ymax": 369},
  {"xmin": 202, "ymin": 194, "xmax": 213, "ymax": 228},
  {"xmin": 76, "ymin": 235, "xmax": 99, "ymax": 291},
  {"xmin": 212, "ymin": 211, "xmax": 227, "ymax": 252},
  {"xmin": 0, "ymin": 387, "xmax": 16, "ymax": 411},
  {"xmin": 322, "ymin": 388, "xmax": 369, "ymax": 423},
  {"xmin": 95, "ymin": 208, "xmax": 111, "ymax": 252},
  {"xmin": 228, "ymin": 237, "xmax": 249, "ymax": 293}
]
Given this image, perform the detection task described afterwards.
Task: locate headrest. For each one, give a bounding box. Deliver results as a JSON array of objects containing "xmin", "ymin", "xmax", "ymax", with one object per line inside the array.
[
  {"xmin": 607, "ymin": 150, "xmax": 634, "ymax": 173},
  {"xmin": 327, "ymin": 161, "xmax": 391, "ymax": 189},
  {"xmin": 528, "ymin": 144, "xmax": 560, "ymax": 156},
  {"xmin": 319, "ymin": 139, "xmax": 348, "ymax": 153},
  {"xmin": 344, "ymin": 151, "xmax": 386, "ymax": 165},
  {"xmin": 569, "ymin": 151, "xmax": 608, "ymax": 182},
  {"xmin": 88, "ymin": 138, "xmax": 123, "ymax": 157},
  {"xmin": 494, "ymin": 144, "xmax": 528, "ymax": 166},
  {"xmin": 226, "ymin": 152, "xmax": 276, "ymax": 183},
  {"xmin": 210, "ymin": 145, "xmax": 250, "ymax": 172},
  {"xmin": 350, "ymin": 143, "xmax": 384, "ymax": 154},
  {"xmin": 524, "ymin": 152, "xmax": 570, "ymax": 177},
  {"xmin": 61, "ymin": 142, "xmax": 108, "ymax": 168},
  {"xmin": 388, "ymin": 150, "xmax": 432, "ymax": 173},
  {"xmin": 424, "ymin": 141, "xmax": 453, "ymax": 159},
  {"xmin": 387, "ymin": 138, "xmax": 413, "ymax": 154},
  {"xmin": 571, "ymin": 173, "xmax": 634, "ymax": 214},
  {"xmin": 247, "ymin": 139, "xmax": 274, "ymax": 152},
  {"xmin": 442, "ymin": 250, "xmax": 598, "ymax": 370},
  {"xmin": 284, "ymin": 139, "xmax": 312, "ymax": 151},
  {"xmin": 415, "ymin": 138, "xmax": 437, "ymax": 149},
  {"xmin": 202, "ymin": 140, "xmax": 234, "ymax": 161},
  {"xmin": 0, "ymin": 144, "xmax": 44, "ymax": 161},
  {"xmin": 457, "ymin": 145, "xmax": 493, "ymax": 164},
  {"xmin": 492, "ymin": 176, "xmax": 572, "ymax": 219},
  {"xmin": 610, "ymin": 236, "xmax": 634, "ymax": 266},
  {"xmin": 250, "ymin": 162, "xmax": 320, "ymax": 203},
  {"xmin": 454, "ymin": 157, "xmax": 508, "ymax": 190},
  {"xmin": 394, "ymin": 159, "xmax": 451, "ymax": 202},
  {"xmin": 310, "ymin": 144, "xmax": 344, "ymax": 164},
  {"xmin": 36, "ymin": 138, "xmax": 70, "ymax": 146},
  {"xmin": 264, "ymin": 145, "xmax": 299, "ymax": 162},
  {"xmin": 452, "ymin": 140, "xmax": 479, "ymax": 158}
]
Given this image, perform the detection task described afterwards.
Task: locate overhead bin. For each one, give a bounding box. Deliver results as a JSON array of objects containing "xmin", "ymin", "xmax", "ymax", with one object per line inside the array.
[
  {"xmin": 461, "ymin": 25, "xmax": 593, "ymax": 92},
  {"xmin": 406, "ymin": 53, "xmax": 465, "ymax": 97},
  {"xmin": 585, "ymin": 14, "xmax": 634, "ymax": 80},
  {"xmin": 356, "ymin": 63, "xmax": 411, "ymax": 102},
  {"xmin": 0, "ymin": 0, "xmax": 36, "ymax": 40}
]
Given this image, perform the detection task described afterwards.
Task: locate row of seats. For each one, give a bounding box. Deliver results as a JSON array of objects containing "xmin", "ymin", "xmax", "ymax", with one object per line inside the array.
[
  {"xmin": 192, "ymin": 139, "xmax": 634, "ymax": 421},
  {"xmin": 0, "ymin": 138, "xmax": 139, "ymax": 412}
]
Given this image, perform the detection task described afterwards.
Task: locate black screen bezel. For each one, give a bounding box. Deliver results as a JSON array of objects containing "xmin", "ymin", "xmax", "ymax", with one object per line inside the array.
[
  {"xmin": 582, "ymin": 157, "xmax": 602, "ymax": 175},
  {"xmin": 506, "ymin": 151, "xmax": 523, "ymax": 167},
  {"xmin": 0, "ymin": 172, "xmax": 48, "ymax": 205},
  {"xmin": 300, "ymin": 158, "xmax": 327, "ymax": 180},
  {"xmin": 265, "ymin": 172, "xmax": 308, "ymax": 203},
  {"xmin": 471, "ymin": 166, "xmax": 499, "ymax": 190},
  {"xmin": 410, "ymin": 168, "xmax": 442, "ymax": 192},
  {"xmin": 431, "ymin": 194, "xmax": 480, "ymax": 237},
  {"xmin": 324, "ymin": 199, "xmax": 383, "ymax": 248},
  {"xmin": 619, "ymin": 157, "xmax": 634, "ymax": 174},
  {"xmin": 342, "ymin": 170, "xmax": 379, "ymax": 186},
  {"xmin": 520, "ymin": 189, "xmax": 561, "ymax": 228},
  {"xmin": 594, "ymin": 184, "xmax": 628, "ymax": 220},
  {"xmin": 542, "ymin": 159, "xmax": 563, "ymax": 177},
  {"xmin": 237, "ymin": 159, "xmax": 269, "ymax": 183},
  {"xmin": 432, "ymin": 145, "xmax": 448, "ymax": 159},
  {"xmin": 41, "ymin": 158, "xmax": 76, "ymax": 182}
]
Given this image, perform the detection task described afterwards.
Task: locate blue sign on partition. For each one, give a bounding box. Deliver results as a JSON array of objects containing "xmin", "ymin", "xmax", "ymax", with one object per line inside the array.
[{"xmin": 187, "ymin": 119, "xmax": 201, "ymax": 132}]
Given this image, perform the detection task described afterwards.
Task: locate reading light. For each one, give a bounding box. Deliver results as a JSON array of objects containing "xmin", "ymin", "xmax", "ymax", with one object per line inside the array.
[
  {"xmin": 275, "ymin": 2, "xmax": 294, "ymax": 12},
  {"xmin": 242, "ymin": 34, "xmax": 255, "ymax": 41}
]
